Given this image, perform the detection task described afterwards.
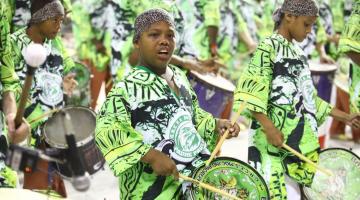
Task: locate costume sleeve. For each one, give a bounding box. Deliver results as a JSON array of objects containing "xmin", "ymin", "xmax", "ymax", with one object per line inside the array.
[
  {"xmin": 315, "ymin": 96, "xmax": 333, "ymax": 125},
  {"xmin": 201, "ymin": 0, "xmax": 220, "ymax": 27},
  {"xmin": 95, "ymin": 85, "xmax": 151, "ymax": 176},
  {"xmin": 1, "ymin": 9, "xmax": 20, "ymax": 94},
  {"xmin": 188, "ymin": 84, "xmax": 218, "ymax": 152},
  {"xmin": 55, "ymin": 37, "xmax": 75, "ymax": 74},
  {"xmin": 338, "ymin": 4, "xmax": 360, "ymax": 54},
  {"xmin": 233, "ymin": 39, "xmax": 274, "ymax": 117}
]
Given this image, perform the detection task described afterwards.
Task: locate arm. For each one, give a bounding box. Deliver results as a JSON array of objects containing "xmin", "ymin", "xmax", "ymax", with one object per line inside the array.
[
  {"xmin": 2, "ymin": 91, "xmax": 30, "ymax": 144},
  {"xmin": 346, "ymin": 51, "xmax": 360, "ymax": 66},
  {"xmin": 251, "ymin": 111, "xmax": 284, "ymax": 147},
  {"xmin": 95, "ymin": 86, "xmax": 177, "ymax": 177}
]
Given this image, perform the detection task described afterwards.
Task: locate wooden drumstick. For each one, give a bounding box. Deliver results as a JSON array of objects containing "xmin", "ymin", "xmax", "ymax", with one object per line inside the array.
[
  {"xmin": 179, "ymin": 174, "xmax": 242, "ymax": 200},
  {"xmin": 282, "ymin": 144, "xmax": 333, "ymax": 176},
  {"xmin": 28, "ymin": 109, "xmax": 59, "ymax": 124},
  {"xmin": 351, "ymin": 101, "xmax": 360, "ymax": 113},
  {"xmin": 206, "ymin": 102, "xmax": 247, "ymax": 166},
  {"xmin": 15, "ymin": 43, "xmax": 47, "ymax": 127}
]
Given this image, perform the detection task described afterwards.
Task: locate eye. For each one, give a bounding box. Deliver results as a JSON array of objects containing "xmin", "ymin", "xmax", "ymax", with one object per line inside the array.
[
  {"xmin": 149, "ymin": 32, "xmax": 159, "ymax": 37},
  {"xmin": 167, "ymin": 33, "xmax": 175, "ymax": 39}
]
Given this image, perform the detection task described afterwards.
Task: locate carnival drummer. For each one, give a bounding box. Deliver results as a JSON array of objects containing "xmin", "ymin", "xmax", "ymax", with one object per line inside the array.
[{"xmin": 95, "ymin": 8, "xmax": 240, "ymax": 199}]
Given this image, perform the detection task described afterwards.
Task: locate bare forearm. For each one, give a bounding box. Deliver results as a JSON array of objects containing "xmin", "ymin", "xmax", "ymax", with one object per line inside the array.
[
  {"xmin": 170, "ymin": 55, "xmax": 185, "ymax": 67},
  {"xmin": 316, "ymin": 42, "xmax": 326, "ymax": 57},
  {"xmin": 251, "ymin": 111, "xmax": 274, "ymax": 130},
  {"xmin": 346, "ymin": 51, "xmax": 360, "ymax": 66},
  {"xmin": 207, "ymin": 26, "xmax": 218, "ymax": 46},
  {"xmin": 330, "ymin": 107, "xmax": 351, "ymax": 123},
  {"xmin": 2, "ymin": 91, "xmax": 17, "ymax": 116}
]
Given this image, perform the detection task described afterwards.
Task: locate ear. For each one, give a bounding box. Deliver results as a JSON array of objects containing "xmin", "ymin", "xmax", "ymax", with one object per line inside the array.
[
  {"xmin": 134, "ymin": 41, "xmax": 140, "ymax": 49},
  {"xmin": 284, "ymin": 13, "xmax": 295, "ymax": 24}
]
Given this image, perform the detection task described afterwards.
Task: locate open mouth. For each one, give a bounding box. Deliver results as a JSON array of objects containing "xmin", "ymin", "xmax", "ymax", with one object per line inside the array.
[{"xmin": 157, "ymin": 49, "xmax": 170, "ymax": 60}]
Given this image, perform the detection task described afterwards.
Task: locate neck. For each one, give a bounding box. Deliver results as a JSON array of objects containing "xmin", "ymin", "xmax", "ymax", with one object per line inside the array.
[
  {"xmin": 277, "ymin": 24, "xmax": 292, "ymax": 42},
  {"xmin": 26, "ymin": 26, "xmax": 45, "ymax": 44}
]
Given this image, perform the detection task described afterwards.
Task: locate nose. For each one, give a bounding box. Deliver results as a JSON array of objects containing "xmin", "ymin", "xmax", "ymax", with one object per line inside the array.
[{"xmin": 159, "ymin": 35, "xmax": 170, "ymax": 46}]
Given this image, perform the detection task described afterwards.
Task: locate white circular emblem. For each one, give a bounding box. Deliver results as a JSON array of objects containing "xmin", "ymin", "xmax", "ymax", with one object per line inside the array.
[{"xmin": 36, "ymin": 71, "xmax": 63, "ymax": 106}]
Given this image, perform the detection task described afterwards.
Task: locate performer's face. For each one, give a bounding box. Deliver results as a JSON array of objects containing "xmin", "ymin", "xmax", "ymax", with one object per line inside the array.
[
  {"xmin": 135, "ymin": 21, "xmax": 175, "ymax": 74},
  {"xmin": 38, "ymin": 15, "xmax": 64, "ymax": 39},
  {"xmin": 288, "ymin": 15, "xmax": 317, "ymax": 42}
]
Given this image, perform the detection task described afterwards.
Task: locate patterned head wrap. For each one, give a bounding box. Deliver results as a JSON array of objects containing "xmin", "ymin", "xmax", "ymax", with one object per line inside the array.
[
  {"xmin": 30, "ymin": 0, "xmax": 64, "ymax": 24},
  {"xmin": 273, "ymin": 0, "xmax": 319, "ymax": 24},
  {"xmin": 133, "ymin": 8, "xmax": 175, "ymax": 43}
]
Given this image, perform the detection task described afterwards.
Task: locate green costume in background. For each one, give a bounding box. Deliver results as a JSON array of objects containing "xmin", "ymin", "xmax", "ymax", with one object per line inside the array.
[
  {"xmin": 0, "ymin": 0, "xmax": 20, "ymax": 188},
  {"xmin": 339, "ymin": 1, "xmax": 360, "ymax": 113},
  {"xmin": 71, "ymin": 0, "xmax": 111, "ymax": 72},
  {"xmin": 233, "ymin": 33, "xmax": 332, "ymax": 199},
  {"xmin": 96, "ymin": 65, "xmax": 218, "ymax": 199},
  {"xmin": 110, "ymin": 0, "xmax": 184, "ymax": 82},
  {"xmin": 9, "ymin": 28, "xmax": 74, "ymax": 147}
]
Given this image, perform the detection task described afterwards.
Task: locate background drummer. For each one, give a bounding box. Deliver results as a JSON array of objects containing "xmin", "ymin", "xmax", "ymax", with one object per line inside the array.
[
  {"xmin": 233, "ymin": 0, "xmax": 360, "ymax": 199},
  {"xmin": 95, "ymin": 9, "xmax": 240, "ymax": 199},
  {"xmin": 8, "ymin": 0, "xmax": 77, "ymax": 197},
  {"xmin": 0, "ymin": 0, "xmax": 30, "ymax": 188},
  {"xmin": 338, "ymin": 0, "xmax": 360, "ymax": 144}
]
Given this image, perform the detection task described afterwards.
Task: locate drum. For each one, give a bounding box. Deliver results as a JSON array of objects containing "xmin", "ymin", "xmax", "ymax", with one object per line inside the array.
[
  {"xmin": 188, "ymin": 71, "xmax": 236, "ymax": 118},
  {"xmin": 0, "ymin": 188, "xmax": 69, "ymax": 200},
  {"xmin": 65, "ymin": 62, "xmax": 91, "ymax": 106},
  {"xmin": 308, "ymin": 60, "xmax": 338, "ymax": 102},
  {"xmin": 43, "ymin": 106, "xmax": 104, "ymax": 177},
  {"xmin": 186, "ymin": 157, "xmax": 270, "ymax": 200},
  {"xmin": 303, "ymin": 148, "xmax": 360, "ymax": 200}
]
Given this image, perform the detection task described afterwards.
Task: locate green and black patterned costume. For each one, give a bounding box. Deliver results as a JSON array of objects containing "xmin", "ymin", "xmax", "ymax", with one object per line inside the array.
[
  {"xmin": 9, "ymin": 28, "xmax": 74, "ymax": 147},
  {"xmin": 339, "ymin": 0, "xmax": 360, "ymax": 113},
  {"xmin": 0, "ymin": 0, "xmax": 20, "ymax": 188},
  {"xmin": 96, "ymin": 65, "xmax": 218, "ymax": 199},
  {"xmin": 233, "ymin": 33, "xmax": 333, "ymax": 199}
]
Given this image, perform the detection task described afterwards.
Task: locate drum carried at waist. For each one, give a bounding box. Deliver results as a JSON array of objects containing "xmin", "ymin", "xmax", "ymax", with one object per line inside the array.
[
  {"xmin": 188, "ymin": 71, "xmax": 236, "ymax": 118},
  {"xmin": 43, "ymin": 106, "xmax": 104, "ymax": 177},
  {"xmin": 185, "ymin": 157, "xmax": 270, "ymax": 200},
  {"xmin": 308, "ymin": 60, "xmax": 338, "ymax": 102},
  {"xmin": 303, "ymin": 148, "xmax": 360, "ymax": 200}
]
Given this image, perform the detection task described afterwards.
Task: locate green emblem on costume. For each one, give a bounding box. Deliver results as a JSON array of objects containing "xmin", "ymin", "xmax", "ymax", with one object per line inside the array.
[{"xmin": 168, "ymin": 112, "xmax": 205, "ymax": 159}]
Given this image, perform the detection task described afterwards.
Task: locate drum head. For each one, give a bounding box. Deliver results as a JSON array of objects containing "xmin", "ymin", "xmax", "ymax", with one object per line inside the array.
[
  {"xmin": 304, "ymin": 148, "xmax": 360, "ymax": 200},
  {"xmin": 189, "ymin": 71, "xmax": 236, "ymax": 93},
  {"xmin": 189, "ymin": 157, "xmax": 270, "ymax": 200},
  {"xmin": 308, "ymin": 60, "xmax": 338, "ymax": 73},
  {"xmin": 43, "ymin": 107, "xmax": 96, "ymax": 148},
  {"xmin": 70, "ymin": 62, "xmax": 90, "ymax": 89}
]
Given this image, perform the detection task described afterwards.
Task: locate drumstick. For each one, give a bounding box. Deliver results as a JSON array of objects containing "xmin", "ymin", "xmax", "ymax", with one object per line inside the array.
[
  {"xmin": 28, "ymin": 109, "xmax": 59, "ymax": 124},
  {"xmin": 179, "ymin": 174, "xmax": 242, "ymax": 200},
  {"xmin": 206, "ymin": 102, "xmax": 247, "ymax": 166},
  {"xmin": 15, "ymin": 43, "xmax": 47, "ymax": 127},
  {"xmin": 351, "ymin": 101, "xmax": 360, "ymax": 113},
  {"xmin": 282, "ymin": 144, "xmax": 333, "ymax": 176}
]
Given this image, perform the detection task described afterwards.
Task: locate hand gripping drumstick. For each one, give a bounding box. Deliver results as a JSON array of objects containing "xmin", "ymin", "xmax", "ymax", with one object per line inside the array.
[
  {"xmin": 206, "ymin": 102, "xmax": 247, "ymax": 166},
  {"xmin": 179, "ymin": 174, "xmax": 242, "ymax": 200},
  {"xmin": 281, "ymin": 144, "xmax": 333, "ymax": 176},
  {"xmin": 14, "ymin": 43, "xmax": 47, "ymax": 127}
]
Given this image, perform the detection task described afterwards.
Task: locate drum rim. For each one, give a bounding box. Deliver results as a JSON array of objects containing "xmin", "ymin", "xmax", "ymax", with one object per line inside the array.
[
  {"xmin": 303, "ymin": 147, "xmax": 360, "ymax": 199},
  {"xmin": 319, "ymin": 147, "xmax": 360, "ymax": 160},
  {"xmin": 188, "ymin": 71, "xmax": 235, "ymax": 93},
  {"xmin": 43, "ymin": 106, "xmax": 96, "ymax": 149},
  {"xmin": 189, "ymin": 156, "xmax": 270, "ymax": 199}
]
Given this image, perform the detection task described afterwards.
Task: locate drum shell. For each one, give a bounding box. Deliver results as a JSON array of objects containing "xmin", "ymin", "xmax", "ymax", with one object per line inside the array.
[
  {"xmin": 43, "ymin": 106, "xmax": 104, "ymax": 177},
  {"xmin": 188, "ymin": 72, "xmax": 235, "ymax": 118}
]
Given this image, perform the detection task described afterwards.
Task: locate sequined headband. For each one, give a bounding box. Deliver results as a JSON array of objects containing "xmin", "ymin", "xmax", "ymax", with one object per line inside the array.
[
  {"xmin": 30, "ymin": 1, "xmax": 64, "ymax": 24},
  {"xmin": 133, "ymin": 8, "xmax": 175, "ymax": 43},
  {"xmin": 273, "ymin": 0, "xmax": 319, "ymax": 24}
]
